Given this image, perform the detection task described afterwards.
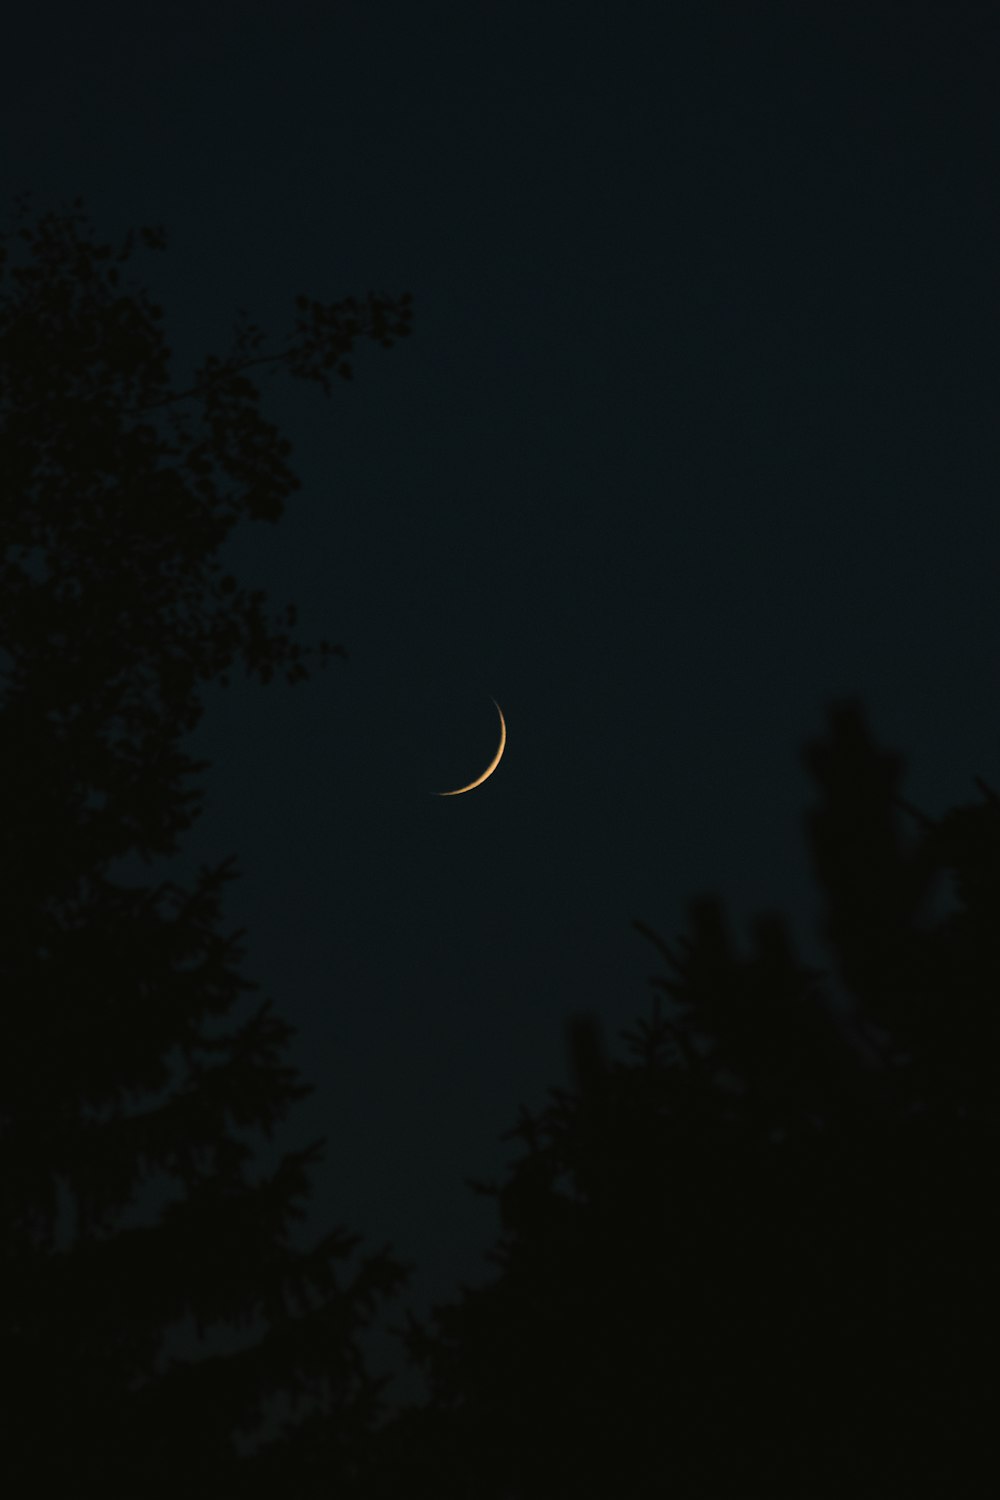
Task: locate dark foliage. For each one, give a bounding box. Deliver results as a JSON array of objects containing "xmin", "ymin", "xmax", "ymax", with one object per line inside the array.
[
  {"xmin": 370, "ymin": 699, "xmax": 997, "ymax": 1497},
  {"xmin": 0, "ymin": 199, "xmax": 413, "ymax": 1495}
]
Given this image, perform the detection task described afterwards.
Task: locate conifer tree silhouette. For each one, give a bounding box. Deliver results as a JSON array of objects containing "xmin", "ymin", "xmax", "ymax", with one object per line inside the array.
[
  {"xmin": 0, "ymin": 198, "xmax": 413, "ymax": 1496},
  {"xmin": 370, "ymin": 698, "xmax": 997, "ymax": 1498}
]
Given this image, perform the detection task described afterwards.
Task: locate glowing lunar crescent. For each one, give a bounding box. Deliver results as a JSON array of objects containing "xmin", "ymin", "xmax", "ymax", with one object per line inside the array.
[{"xmin": 435, "ymin": 699, "xmax": 506, "ymax": 796}]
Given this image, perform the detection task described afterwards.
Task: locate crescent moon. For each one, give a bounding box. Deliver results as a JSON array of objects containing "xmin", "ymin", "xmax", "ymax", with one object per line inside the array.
[{"xmin": 435, "ymin": 699, "xmax": 506, "ymax": 796}]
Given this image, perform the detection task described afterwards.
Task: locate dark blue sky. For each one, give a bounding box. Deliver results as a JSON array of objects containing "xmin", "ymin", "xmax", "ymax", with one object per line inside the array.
[{"xmin": 7, "ymin": 0, "xmax": 1000, "ymax": 1404}]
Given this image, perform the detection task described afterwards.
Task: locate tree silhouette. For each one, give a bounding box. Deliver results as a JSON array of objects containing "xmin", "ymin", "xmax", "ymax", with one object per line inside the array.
[
  {"xmin": 372, "ymin": 698, "xmax": 997, "ymax": 1497},
  {"xmin": 0, "ymin": 198, "xmax": 414, "ymax": 1495}
]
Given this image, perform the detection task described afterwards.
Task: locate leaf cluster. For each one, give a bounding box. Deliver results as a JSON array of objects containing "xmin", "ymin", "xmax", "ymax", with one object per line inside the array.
[
  {"xmin": 370, "ymin": 702, "xmax": 999, "ymax": 1498},
  {"xmin": 0, "ymin": 199, "xmax": 415, "ymax": 1494}
]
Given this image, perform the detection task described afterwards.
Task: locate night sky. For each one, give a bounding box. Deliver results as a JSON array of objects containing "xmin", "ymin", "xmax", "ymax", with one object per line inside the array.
[{"xmin": 6, "ymin": 0, "xmax": 1000, "ymax": 1407}]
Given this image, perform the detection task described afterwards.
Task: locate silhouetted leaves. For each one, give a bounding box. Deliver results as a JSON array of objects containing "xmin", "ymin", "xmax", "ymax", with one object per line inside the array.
[
  {"xmin": 370, "ymin": 700, "xmax": 998, "ymax": 1497},
  {"xmin": 0, "ymin": 199, "xmax": 413, "ymax": 1494}
]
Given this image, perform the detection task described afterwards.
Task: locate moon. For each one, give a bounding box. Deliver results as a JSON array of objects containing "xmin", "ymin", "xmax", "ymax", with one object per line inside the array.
[{"xmin": 435, "ymin": 699, "xmax": 506, "ymax": 796}]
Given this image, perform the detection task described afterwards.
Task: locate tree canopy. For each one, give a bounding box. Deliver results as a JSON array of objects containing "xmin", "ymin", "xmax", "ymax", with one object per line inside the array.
[
  {"xmin": 369, "ymin": 700, "xmax": 998, "ymax": 1497},
  {"xmin": 0, "ymin": 197, "xmax": 414, "ymax": 1495}
]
